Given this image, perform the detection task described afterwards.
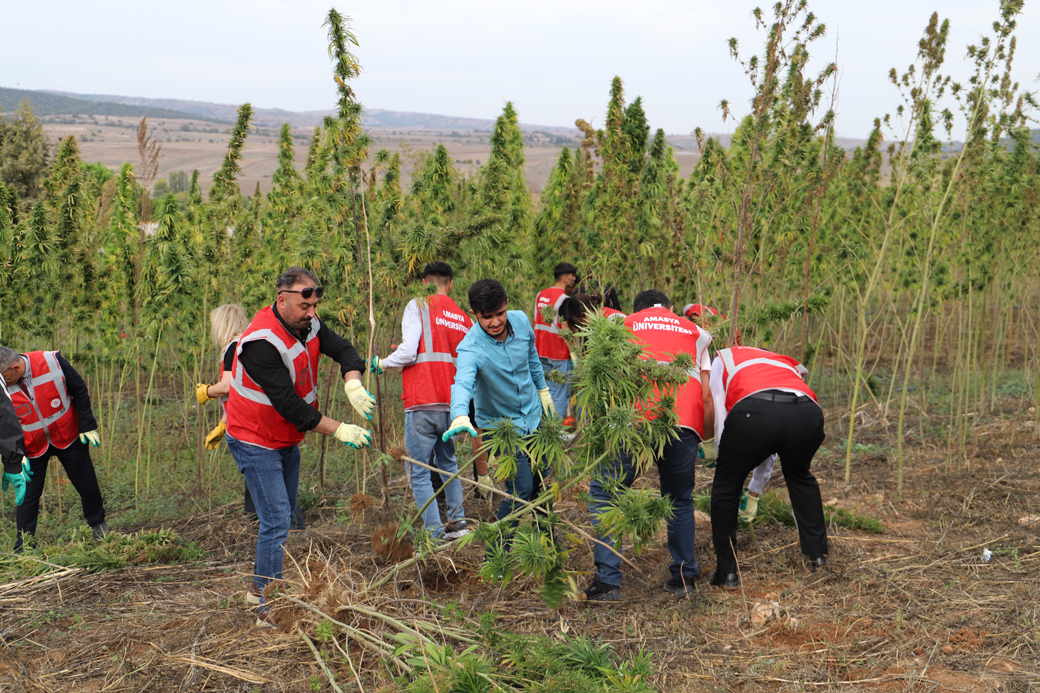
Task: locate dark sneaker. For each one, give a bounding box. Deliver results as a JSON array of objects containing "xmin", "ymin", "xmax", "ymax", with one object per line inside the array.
[
  {"xmin": 91, "ymin": 521, "xmax": 110, "ymax": 540},
  {"xmin": 443, "ymin": 521, "xmax": 470, "ymax": 540},
  {"xmin": 663, "ymin": 576, "xmax": 695, "ymax": 595},
  {"xmin": 583, "ymin": 577, "xmax": 622, "ymax": 602},
  {"xmin": 808, "ymin": 556, "xmax": 827, "ymax": 572},
  {"xmin": 708, "ymin": 570, "xmax": 740, "ymax": 589}
]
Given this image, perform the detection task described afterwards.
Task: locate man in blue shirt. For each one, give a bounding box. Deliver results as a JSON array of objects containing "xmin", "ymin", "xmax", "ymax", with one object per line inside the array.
[{"xmin": 442, "ymin": 279, "xmax": 556, "ymax": 525}]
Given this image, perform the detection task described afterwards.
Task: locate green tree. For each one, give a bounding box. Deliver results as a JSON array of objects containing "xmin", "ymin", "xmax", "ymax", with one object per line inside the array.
[{"xmin": 0, "ymin": 101, "xmax": 49, "ymax": 213}]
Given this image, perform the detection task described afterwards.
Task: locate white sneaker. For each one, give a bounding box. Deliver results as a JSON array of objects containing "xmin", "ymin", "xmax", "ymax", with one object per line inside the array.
[{"xmin": 443, "ymin": 521, "xmax": 470, "ymax": 540}]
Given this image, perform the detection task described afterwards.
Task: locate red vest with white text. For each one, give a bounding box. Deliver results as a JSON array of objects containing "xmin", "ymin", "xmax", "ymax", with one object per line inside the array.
[
  {"xmin": 226, "ymin": 306, "xmax": 321, "ymax": 449},
  {"xmin": 402, "ymin": 294, "xmax": 472, "ymax": 409},
  {"xmin": 8, "ymin": 351, "xmax": 80, "ymax": 458},
  {"xmin": 534, "ymin": 287, "xmax": 571, "ymax": 360},
  {"xmin": 717, "ymin": 346, "xmax": 816, "ymax": 413},
  {"xmin": 625, "ymin": 307, "xmax": 712, "ymax": 436}
]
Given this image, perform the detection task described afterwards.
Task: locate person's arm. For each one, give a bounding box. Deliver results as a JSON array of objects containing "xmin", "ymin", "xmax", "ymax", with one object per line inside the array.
[
  {"xmin": 525, "ymin": 319, "xmax": 548, "ymax": 390},
  {"xmin": 316, "ymin": 321, "xmax": 365, "ymax": 378},
  {"xmin": 381, "ymin": 300, "xmax": 422, "ymax": 368},
  {"xmin": 708, "ymin": 355, "xmax": 726, "ymax": 444},
  {"xmin": 239, "ymin": 341, "xmax": 324, "ymax": 432},
  {"xmin": 0, "ymin": 382, "xmax": 25, "ymax": 474},
  {"xmin": 208, "ymin": 344, "xmax": 237, "ymax": 398},
  {"xmin": 450, "ymin": 346, "xmax": 480, "ymax": 422},
  {"xmin": 57, "ymin": 354, "xmax": 98, "ymax": 433},
  {"xmin": 698, "ymin": 340, "xmax": 714, "ymax": 438}
]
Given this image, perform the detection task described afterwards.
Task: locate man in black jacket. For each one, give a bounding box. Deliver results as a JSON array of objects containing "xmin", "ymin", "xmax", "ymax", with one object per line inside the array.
[{"xmin": 0, "ymin": 347, "xmax": 107, "ymax": 551}]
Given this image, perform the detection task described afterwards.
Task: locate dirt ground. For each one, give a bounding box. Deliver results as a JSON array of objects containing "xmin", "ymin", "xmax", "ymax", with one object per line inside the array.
[{"xmin": 2, "ymin": 399, "xmax": 1038, "ymax": 692}]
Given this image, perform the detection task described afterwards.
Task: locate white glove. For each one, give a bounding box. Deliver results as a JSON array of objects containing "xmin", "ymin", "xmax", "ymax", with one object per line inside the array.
[
  {"xmin": 537, "ymin": 388, "xmax": 556, "ymax": 416},
  {"xmin": 441, "ymin": 415, "xmax": 478, "ymax": 441},
  {"xmin": 344, "ymin": 379, "xmax": 376, "ymax": 420},
  {"xmin": 334, "ymin": 423, "xmax": 373, "ymax": 449}
]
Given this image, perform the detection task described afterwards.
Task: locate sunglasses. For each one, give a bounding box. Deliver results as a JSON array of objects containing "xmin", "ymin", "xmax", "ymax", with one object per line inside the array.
[{"xmin": 279, "ymin": 286, "xmax": 324, "ymax": 300}]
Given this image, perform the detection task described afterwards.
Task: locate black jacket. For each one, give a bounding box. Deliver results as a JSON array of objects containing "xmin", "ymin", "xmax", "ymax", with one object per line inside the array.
[{"xmin": 0, "ymin": 382, "xmax": 26, "ymax": 474}]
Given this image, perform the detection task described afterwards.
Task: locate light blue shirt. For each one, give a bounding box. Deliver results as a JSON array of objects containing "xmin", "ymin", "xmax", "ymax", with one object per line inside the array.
[{"xmin": 450, "ymin": 310, "xmax": 547, "ymax": 434}]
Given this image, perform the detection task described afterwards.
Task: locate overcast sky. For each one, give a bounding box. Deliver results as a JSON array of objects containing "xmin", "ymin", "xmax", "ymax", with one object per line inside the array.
[{"xmin": 3, "ymin": 0, "xmax": 1038, "ymax": 140}]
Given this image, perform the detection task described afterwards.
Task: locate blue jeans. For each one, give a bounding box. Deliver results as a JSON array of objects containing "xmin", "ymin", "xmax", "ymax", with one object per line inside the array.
[
  {"xmin": 589, "ymin": 428, "xmax": 700, "ymax": 586},
  {"xmin": 404, "ymin": 410, "xmax": 465, "ymax": 537},
  {"xmin": 541, "ymin": 357, "xmax": 572, "ymax": 417},
  {"xmin": 225, "ymin": 434, "xmax": 300, "ymax": 604}
]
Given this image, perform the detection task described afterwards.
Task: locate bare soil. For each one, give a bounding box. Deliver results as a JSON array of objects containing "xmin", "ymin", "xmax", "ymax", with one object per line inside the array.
[{"xmin": 2, "ymin": 399, "xmax": 1039, "ymax": 692}]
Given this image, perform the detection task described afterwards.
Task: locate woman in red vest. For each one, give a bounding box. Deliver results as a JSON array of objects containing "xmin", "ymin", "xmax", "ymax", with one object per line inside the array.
[
  {"xmin": 0, "ymin": 346, "xmax": 107, "ymax": 552},
  {"xmin": 706, "ymin": 346, "xmax": 828, "ymax": 589}
]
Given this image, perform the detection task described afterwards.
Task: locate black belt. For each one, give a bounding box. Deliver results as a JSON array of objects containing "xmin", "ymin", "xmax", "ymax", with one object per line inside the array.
[{"xmin": 747, "ymin": 390, "xmax": 812, "ymax": 404}]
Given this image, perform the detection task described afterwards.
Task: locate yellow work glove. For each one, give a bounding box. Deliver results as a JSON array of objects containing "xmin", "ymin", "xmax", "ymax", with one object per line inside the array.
[
  {"xmin": 205, "ymin": 421, "xmax": 227, "ymax": 450},
  {"xmin": 344, "ymin": 379, "xmax": 376, "ymax": 420},
  {"xmin": 334, "ymin": 422, "xmax": 373, "ymax": 449},
  {"xmin": 441, "ymin": 415, "xmax": 478, "ymax": 441},
  {"xmin": 195, "ymin": 383, "xmax": 213, "ymax": 404},
  {"xmin": 699, "ymin": 437, "xmax": 718, "ymax": 468},
  {"xmin": 739, "ymin": 490, "xmax": 759, "ymax": 522},
  {"xmin": 79, "ymin": 430, "xmax": 101, "ymax": 447},
  {"xmin": 537, "ymin": 388, "xmax": 556, "ymax": 416}
]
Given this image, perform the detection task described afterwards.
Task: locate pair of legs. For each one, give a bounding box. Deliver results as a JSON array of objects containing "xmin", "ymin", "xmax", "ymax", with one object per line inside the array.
[
  {"xmin": 15, "ymin": 439, "xmax": 105, "ymax": 550},
  {"xmin": 710, "ymin": 395, "xmax": 828, "ymax": 575},
  {"xmin": 588, "ymin": 429, "xmax": 700, "ymax": 588},
  {"xmin": 540, "ymin": 357, "xmax": 572, "ymax": 417},
  {"xmin": 404, "ymin": 410, "xmax": 465, "ymax": 537},
  {"xmin": 225, "ymin": 435, "xmax": 300, "ymax": 607}
]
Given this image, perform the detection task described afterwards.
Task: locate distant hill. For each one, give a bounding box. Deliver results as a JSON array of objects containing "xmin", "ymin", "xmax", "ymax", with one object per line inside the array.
[
  {"xmin": 0, "ymin": 87, "xmax": 225, "ymax": 122},
  {"xmin": 42, "ymin": 90, "xmax": 578, "ymax": 134}
]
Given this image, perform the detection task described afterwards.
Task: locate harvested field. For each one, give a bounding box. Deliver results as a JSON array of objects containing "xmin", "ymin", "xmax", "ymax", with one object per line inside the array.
[{"xmin": 3, "ymin": 401, "xmax": 1038, "ymax": 692}]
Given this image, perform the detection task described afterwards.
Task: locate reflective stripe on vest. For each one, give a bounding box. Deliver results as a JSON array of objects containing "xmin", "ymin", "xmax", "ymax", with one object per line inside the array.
[
  {"xmin": 9, "ymin": 351, "xmax": 80, "ymax": 456},
  {"xmin": 719, "ymin": 350, "xmax": 804, "ymax": 391},
  {"xmin": 718, "ymin": 347, "xmax": 815, "ymax": 413},
  {"xmin": 13, "ymin": 352, "xmax": 72, "ymax": 432},
  {"xmin": 231, "ymin": 329, "xmax": 318, "ymax": 405},
  {"xmin": 413, "ymin": 302, "xmax": 458, "ymax": 365}
]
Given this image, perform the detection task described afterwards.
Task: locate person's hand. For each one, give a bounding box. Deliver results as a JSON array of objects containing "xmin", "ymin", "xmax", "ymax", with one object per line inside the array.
[
  {"xmin": 441, "ymin": 416, "xmax": 478, "ymax": 441},
  {"xmin": 204, "ymin": 421, "xmax": 227, "ymax": 450},
  {"xmin": 699, "ymin": 437, "xmax": 718, "ymax": 468},
  {"xmin": 79, "ymin": 430, "xmax": 101, "ymax": 447},
  {"xmin": 344, "ymin": 379, "xmax": 376, "ymax": 420},
  {"xmin": 369, "ymin": 356, "xmax": 384, "ymax": 375},
  {"xmin": 195, "ymin": 383, "xmax": 213, "ymax": 404},
  {"xmin": 334, "ymin": 422, "xmax": 373, "ymax": 449},
  {"xmin": 537, "ymin": 388, "xmax": 556, "ymax": 416},
  {"xmin": 1, "ymin": 457, "xmax": 33, "ymax": 505},
  {"xmin": 739, "ymin": 490, "xmax": 759, "ymax": 522}
]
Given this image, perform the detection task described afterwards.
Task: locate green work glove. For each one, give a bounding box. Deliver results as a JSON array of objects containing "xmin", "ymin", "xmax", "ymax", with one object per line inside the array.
[
  {"xmin": 195, "ymin": 383, "xmax": 213, "ymax": 404},
  {"xmin": 1, "ymin": 457, "xmax": 33, "ymax": 505},
  {"xmin": 334, "ymin": 422, "xmax": 373, "ymax": 449},
  {"xmin": 441, "ymin": 415, "xmax": 478, "ymax": 442},
  {"xmin": 477, "ymin": 473, "xmax": 494, "ymax": 494},
  {"xmin": 204, "ymin": 421, "xmax": 227, "ymax": 450},
  {"xmin": 79, "ymin": 430, "xmax": 101, "ymax": 447},
  {"xmin": 369, "ymin": 355, "xmax": 384, "ymax": 375},
  {"xmin": 699, "ymin": 437, "xmax": 718, "ymax": 468},
  {"xmin": 344, "ymin": 379, "xmax": 376, "ymax": 420},
  {"xmin": 537, "ymin": 388, "xmax": 556, "ymax": 416},
  {"xmin": 739, "ymin": 490, "xmax": 759, "ymax": 522}
]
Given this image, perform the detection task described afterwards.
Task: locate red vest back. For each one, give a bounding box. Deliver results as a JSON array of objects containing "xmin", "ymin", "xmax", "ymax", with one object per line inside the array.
[
  {"xmin": 717, "ymin": 346, "xmax": 816, "ymax": 413},
  {"xmin": 682, "ymin": 303, "xmax": 720, "ymax": 320},
  {"xmin": 226, "ymin": 306, "xmax": 321, "ymax": 449},
  {"xmin": 625, "ymin": 307, "xmax": 712, "ymax": 437},
  {"xmin": 8, "ymin": 351, "xmax": 80, "ymax": 458},
  {"xmin": 603, "ymin": 307, "xmax": 627, "ymax": 320},
  {"xmin": 401, "ymin": 294, "xmax": 472, "ymax": 409},
  {"xmin": 534, "ymin": 287, "xmax": 571, "ymax": 360}
]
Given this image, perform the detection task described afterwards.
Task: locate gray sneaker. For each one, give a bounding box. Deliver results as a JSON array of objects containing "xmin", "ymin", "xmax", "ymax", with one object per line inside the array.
[
  {"xmin": 584, "ymin": 578, "xmax": 622, "ymax": 602},
  {"xmin": 443, "ymin": 521, "xmax": 471, "ymax": 540},
  {"xmin": 91, "ymin": 521, "xmax": 110, "ymax": 540}
]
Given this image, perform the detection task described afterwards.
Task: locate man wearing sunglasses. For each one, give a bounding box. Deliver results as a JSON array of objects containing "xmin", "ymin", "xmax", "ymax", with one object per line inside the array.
[{"xmin": 225, "ymin": 266, "xmax": 375, "ymax": 626}]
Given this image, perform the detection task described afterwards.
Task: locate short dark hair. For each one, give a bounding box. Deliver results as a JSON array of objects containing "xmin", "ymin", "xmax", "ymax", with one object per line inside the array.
[
  {"xmin": 633, "ymin": 289, "xmax": 672, "ymax": 313},
  {"xmin": 602, "ymin": 286, "xmax": 621, "ymax": 312},
  {"xmin": 0, "ymin": 346, "xmax": 20, "ymax": 372},
  {"xmin": 423, "ymin": 261, "xmax": 453, "ymax": 282},
  {"xmin": 553, "ymin": 262, "xmax": 578, "ymax": 280},
  {"xmin": 468, "ymin": 279, "xmax": 507, "ymax": 315},
  {"xmin": 276, "ymin": 267, "xmax": 319, "ymax": 291},
  {"xmin": 559, "ymin": 293, "xmax": 601, "ymax": 328}
]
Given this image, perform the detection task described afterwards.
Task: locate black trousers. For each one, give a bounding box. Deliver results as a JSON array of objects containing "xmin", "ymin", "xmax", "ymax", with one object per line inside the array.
[
  {"xmin": 16, "ymin": 439, "xmax": 106, "ymax": 548},
  {"xmin": 710, "ymin": 394, "xmax": 827, "ymax": 574}
]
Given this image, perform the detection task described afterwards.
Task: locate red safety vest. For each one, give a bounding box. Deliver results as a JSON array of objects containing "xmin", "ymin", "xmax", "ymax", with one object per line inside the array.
[
  {"xmin": 716, "ymin": 346, "xmax": 816, "ymax": 413},
  {"xmin": 8, "ymin": 351, "xmax": 80, "ymax": 458},
  {"xmin": 219, "ymin": 339, "xmax": 238, "ymax": 414},
  {"xmin": 603, "ymin": 307, "xmax": 627, "ymax": 320},
  {"xmin": 625, "ymin": 307, "xmax": 712, "ymax": 436},
  {"xmin": 682, "ymin": 303, "xmax": 720, "ymax": 320},
  {"xmin": 402, "ymin": 294, "xmax": 472, "ymax": 409},
  {"xmin": 226, "ymin": 306, "xmax": 321, "ymax": 450},
  {"xmin": 534, "ymin": 287, "xmax": 571, "ymax": 360}
]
